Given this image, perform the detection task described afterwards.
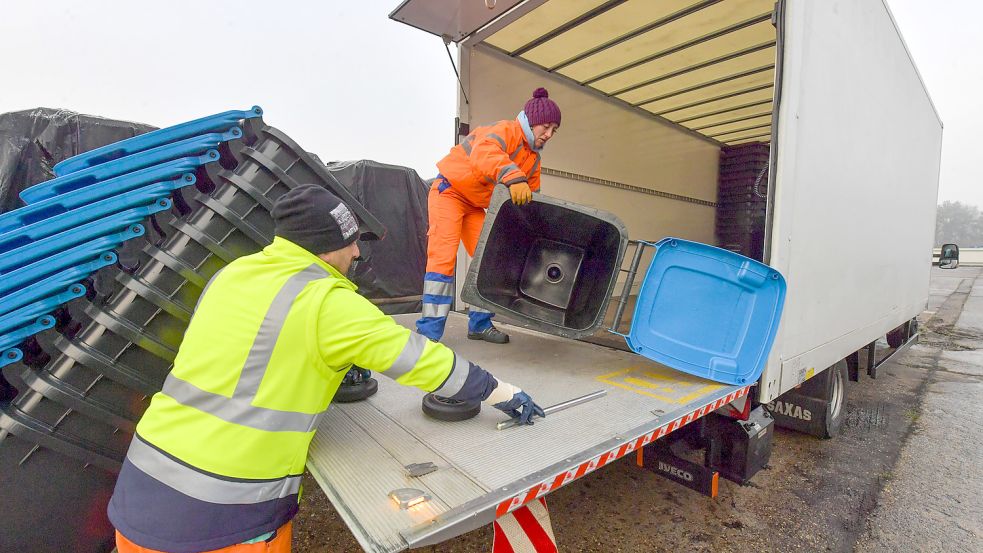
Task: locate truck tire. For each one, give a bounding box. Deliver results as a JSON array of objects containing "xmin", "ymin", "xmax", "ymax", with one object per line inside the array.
[
  {"xmin": 886, "ymin": 322, "xmax": 908, "ymax": 348},
  {"xmin": 334, "ymin": 377, "xmax": 379, "ymax": 403},
  {"xmin": 820, "ymin": 360, "xmax": 848, "ymax": 439},
  {"xmin": 421, "ymin": 393, "xmax": 481, "ymax": 422}
]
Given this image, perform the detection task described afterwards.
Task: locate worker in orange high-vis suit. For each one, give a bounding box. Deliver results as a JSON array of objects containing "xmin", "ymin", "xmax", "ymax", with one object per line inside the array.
[{"xmin": 416, "ymin": 87, "xmax": 561, "ymax": 344}]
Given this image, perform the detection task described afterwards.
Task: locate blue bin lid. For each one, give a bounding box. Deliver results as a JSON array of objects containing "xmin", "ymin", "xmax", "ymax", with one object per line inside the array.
[
  {"xmin": 1, "ymin": 155, "xmax": 212, "ymax": 234},
  {"xmin": 0, "ymin": 176, "xmax": 190, "ymax": 251},
  {"xmin": 0, "ymin": 314, "xmax": 55, "ymax": 353},
  {"xmin": 20, "ymin": 130, "xmax": 234, "ymax": 204},
  {"xmin": 0, "ymin": 199, "xmax": 170, "ymax": 273},
  {"xmin": 0, "ymin": 254, "xmax": 116, "ymax": 316},
  {"xmin": 0, "ymin": 347, "xmax": 23, "ymax": 368},
  {"xmin": 0, "ymin": 283, "xmax": 86, "ymax": 336},
  {"xmin": 53, "ymin": 106, "xmax": 262, "ymax": 176},
  {"xmin": 0, "ymin": 225, "xmax": 143, "ymax": 296},
  {"xmin": 626, "ymin": 238, "xmax": 786, "ymax": 385}
]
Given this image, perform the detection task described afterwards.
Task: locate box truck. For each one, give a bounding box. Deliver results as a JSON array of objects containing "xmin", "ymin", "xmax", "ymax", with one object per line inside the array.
[{"xmin": 304, "ymin": 0, "xmax": 942, "ymax": 550}]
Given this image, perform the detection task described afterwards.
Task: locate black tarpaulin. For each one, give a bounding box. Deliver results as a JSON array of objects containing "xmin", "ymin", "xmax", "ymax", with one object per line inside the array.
[
  {"xmin": 0, "ymin": 108, "xmax": 160, "ymax": 304},
  {"xmin": 325, "ymin": 160, "xmax": 430, "ymax": 314},
  {"xmin": 0, "ymin": 108, "xmax": 157, "ymax": 214}
]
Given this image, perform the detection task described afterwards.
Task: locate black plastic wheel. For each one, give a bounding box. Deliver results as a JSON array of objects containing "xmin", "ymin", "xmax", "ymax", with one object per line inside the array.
[
  {"xmin": 333, "ymin": 377, "xmax": 378, "ymax": 403},
  {"xmin": 421, "ymin": 393, "xmax": 481, "ymax": 422}
]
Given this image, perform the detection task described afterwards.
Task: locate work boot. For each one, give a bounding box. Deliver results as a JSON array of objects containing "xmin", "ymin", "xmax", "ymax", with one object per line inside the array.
[{"xmin": 468, "ymin": 325, "xmax": 510, "ymax": 344}]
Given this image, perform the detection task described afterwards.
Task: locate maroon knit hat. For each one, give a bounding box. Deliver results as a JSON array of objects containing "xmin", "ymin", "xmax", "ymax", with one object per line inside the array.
[{"xmin": 524, "ymin": 87, "xmax": 561, "ymax": 127}]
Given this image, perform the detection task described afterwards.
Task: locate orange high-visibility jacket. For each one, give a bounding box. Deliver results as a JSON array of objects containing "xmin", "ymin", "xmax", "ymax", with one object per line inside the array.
[{"xmin": 436, "ymin": 119, "xmax": 542, "ymax": 208}]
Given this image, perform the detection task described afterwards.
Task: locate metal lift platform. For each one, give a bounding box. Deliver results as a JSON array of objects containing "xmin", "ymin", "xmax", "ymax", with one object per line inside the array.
[{"xmin": 307, "ymin": 313, "xmax": 749, "ymax": 552}]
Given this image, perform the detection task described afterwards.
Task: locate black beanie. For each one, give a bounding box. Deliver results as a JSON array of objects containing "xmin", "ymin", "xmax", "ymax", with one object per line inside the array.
[{"xmin": 271, "ymin": 184, "xmax": 360, "ymax": 254}]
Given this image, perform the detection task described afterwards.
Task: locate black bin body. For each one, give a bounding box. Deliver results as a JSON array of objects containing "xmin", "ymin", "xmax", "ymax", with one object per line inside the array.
[
  {"xmin": 0, "ymin": 430, "xmax": 118, "ymax": 553},
  {"xmin": 462, "ymin": 188, "xmax": 627, "ymax": 339}
]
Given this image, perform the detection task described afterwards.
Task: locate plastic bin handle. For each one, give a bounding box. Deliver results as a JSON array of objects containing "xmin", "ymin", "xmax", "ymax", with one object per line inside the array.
[{"xmin": 607, "ymin": 240, "xmax": 659, "ymax": 336}]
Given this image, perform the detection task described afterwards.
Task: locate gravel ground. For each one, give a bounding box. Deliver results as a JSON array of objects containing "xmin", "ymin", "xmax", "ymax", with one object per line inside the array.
[{"xmin": 856, "ymin": 267, "xmax": 983, "ymax": 553}]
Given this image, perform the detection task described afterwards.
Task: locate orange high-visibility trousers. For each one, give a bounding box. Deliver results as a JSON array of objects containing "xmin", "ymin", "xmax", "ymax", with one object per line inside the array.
[
  {"xmin": 416, "ymin": 179, "xmax": 493, "ymax": 340},
  {"xmin": 426, "ymin": 181, "xmax": 485, "ymax": 275},
  {"xmin": 115, "ymin": 522, "xmax": 292, "ymax": 553}
]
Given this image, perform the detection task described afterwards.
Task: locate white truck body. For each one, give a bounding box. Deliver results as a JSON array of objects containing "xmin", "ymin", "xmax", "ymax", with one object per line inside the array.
[
  {"xmin": 437, "ymin": 0, "xmax": 942, "ymax": 402},
  {"xmin": 307, "ymin": 1, "xmax": 942, "ymax": 550}
]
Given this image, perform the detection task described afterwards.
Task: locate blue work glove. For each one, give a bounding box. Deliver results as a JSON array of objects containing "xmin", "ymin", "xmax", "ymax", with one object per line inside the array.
[{"xmin": 493, "ymin": 391, "xmax": 546, "ymax": 425}]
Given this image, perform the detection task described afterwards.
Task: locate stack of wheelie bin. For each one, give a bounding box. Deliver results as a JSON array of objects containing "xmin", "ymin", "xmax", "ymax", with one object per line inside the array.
[
  {"xmin": 0, "ymin": 106, "xmax": 384, "ymax": 553},
  {"xmin": 715, "ymin": 142, "xmax": 770, "ymax": 261}
]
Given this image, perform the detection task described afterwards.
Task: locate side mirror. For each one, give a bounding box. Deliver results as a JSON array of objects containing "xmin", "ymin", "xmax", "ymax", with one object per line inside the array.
[{"xmin": 938, "ymin": 243, "xmax": 959, "ymax": 269}]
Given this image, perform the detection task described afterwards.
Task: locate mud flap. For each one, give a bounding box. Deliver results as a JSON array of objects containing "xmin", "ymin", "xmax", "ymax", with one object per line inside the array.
[
  {"xmin": 766, "ymin": 360, "xmax": 847, "ymax": 438},
  {"xmin": 637, "ymin": 438, "xmax": 720, "ymax": 497},
  {"xmin": 765, "ymin": 393, "xmax": 830, "ymax": 436}
]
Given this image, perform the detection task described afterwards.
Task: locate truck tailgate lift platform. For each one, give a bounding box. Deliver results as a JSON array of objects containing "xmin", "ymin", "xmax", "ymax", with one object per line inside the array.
[{"xmin": 307, "ymin": 313, "xmax": 748, "ymax": 552}]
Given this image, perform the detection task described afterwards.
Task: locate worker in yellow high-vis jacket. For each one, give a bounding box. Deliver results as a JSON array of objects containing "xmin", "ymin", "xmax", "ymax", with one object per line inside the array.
[{"xmin": 108, "ymin": 184, "xmax": 544, "ymax": 553}]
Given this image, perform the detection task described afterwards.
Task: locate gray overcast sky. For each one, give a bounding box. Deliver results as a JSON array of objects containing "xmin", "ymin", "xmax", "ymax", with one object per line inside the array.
[
  {"xmin": 0, "ymin": 1, "xmax": 458, "ymax": 181},
  {"xmin": 885, "ymin": 0, "xmax": 983, "ymax": 209},
  {"xmin": 1, "ymin": 1, "xmax": 978, "ymax": 208}
]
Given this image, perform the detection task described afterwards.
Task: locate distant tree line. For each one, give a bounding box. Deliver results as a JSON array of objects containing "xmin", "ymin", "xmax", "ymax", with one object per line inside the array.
[{"xmin": 936, "ymin": 201, "xmax": 983, "ymax": 247}]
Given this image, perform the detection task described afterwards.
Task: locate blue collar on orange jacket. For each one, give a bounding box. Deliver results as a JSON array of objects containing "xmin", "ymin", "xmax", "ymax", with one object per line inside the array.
[{"xmin": 517, "ymin": 111, "xmax": 542, "ymax": 152}]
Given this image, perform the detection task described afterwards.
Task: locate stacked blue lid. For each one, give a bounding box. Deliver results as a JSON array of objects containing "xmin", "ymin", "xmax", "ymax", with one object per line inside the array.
[{"xmin": 0, "ymin": 107, "xmax": 263, "ymax": 368}]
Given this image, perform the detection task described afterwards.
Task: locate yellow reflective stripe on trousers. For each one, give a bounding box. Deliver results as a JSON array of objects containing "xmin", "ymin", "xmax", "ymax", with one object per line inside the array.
[
  {"xmin": 423, "ymin": 280, "xmax": 454, "ymax": 297},
  {"xmin": 423, "ymin": 303, "xmax": 451, "ymax": 317},
  {"xmin": 160, "ymin": 264, "xmax": 329, "ymax": 433},
  {"xmin": 126, "ymin": 435, "xmax": 302, "ymax": 504}
]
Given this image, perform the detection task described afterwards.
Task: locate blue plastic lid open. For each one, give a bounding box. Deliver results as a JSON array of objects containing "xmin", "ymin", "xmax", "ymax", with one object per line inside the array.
[{"xmin": 625, "ymin": 238, "xmax": 786, "ymax": 385}]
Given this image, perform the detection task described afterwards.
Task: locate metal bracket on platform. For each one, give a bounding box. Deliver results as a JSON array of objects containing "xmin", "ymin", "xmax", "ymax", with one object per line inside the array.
[{"xmin": 404, "ymin": 462, "xmax": 438, "ymax": 478}]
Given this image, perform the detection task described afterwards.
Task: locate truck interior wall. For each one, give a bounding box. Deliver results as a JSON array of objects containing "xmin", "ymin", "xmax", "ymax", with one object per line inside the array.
[
  {"xmin": 467, "ymin": 46, "xmax": 721, "ymax": 262},
  {"xmin": 760, "ymin": 0, "xmax": 943, "ymax": 401}
]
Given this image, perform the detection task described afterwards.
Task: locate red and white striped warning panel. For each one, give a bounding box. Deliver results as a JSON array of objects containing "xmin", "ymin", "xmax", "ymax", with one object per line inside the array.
[
  {"xmin": 717, "ymin": 393, "xmax": 752, "ymax": 420},
  {"xmin": 493, "ymin": 497, "xmax": 557, "ymax": 553},
  {"xmin": 495, "ymin": 385, "xmax": 753, "ymax": 517}
]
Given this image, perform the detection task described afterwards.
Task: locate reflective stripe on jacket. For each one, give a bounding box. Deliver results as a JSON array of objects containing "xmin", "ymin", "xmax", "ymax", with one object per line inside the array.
[
  {"xmin": 109, "ymin": 236, "xmax": 475, "ymax": 551},
  {"xmin": 436, "ymin": 119, "xmax": 541, "ymax": 208}
]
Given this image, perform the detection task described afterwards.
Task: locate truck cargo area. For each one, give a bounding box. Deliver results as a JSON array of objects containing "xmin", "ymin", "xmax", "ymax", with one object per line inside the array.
[
  {"xmin": 307, "ymin": 313, "xmax": 747, "ymax": 553},
  {"xmin": 396, "ymin": 0, "xmax": 941, "ymax": 403}
]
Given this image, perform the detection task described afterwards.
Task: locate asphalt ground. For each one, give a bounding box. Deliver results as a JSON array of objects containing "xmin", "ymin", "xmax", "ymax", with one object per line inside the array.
[{"xmin": 293, "ymin": 266, "xmax": 982, "ymax": 552}]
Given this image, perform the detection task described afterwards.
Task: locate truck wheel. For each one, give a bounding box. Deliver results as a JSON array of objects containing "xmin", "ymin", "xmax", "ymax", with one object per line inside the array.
[
  {"xmin": 422, "ymin": 393, "xmax": 481, "ymax": 421},
  {"xmin": 334, "ymin": 376, "xmax": 379, "ymax": 403},
  {"xmin": 886, "ymin": 322, "xmax": 908, "ymax": 348},
  {"xmin": 821, "ymin": 360, "xmax": 848, "ymax": 439}
]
